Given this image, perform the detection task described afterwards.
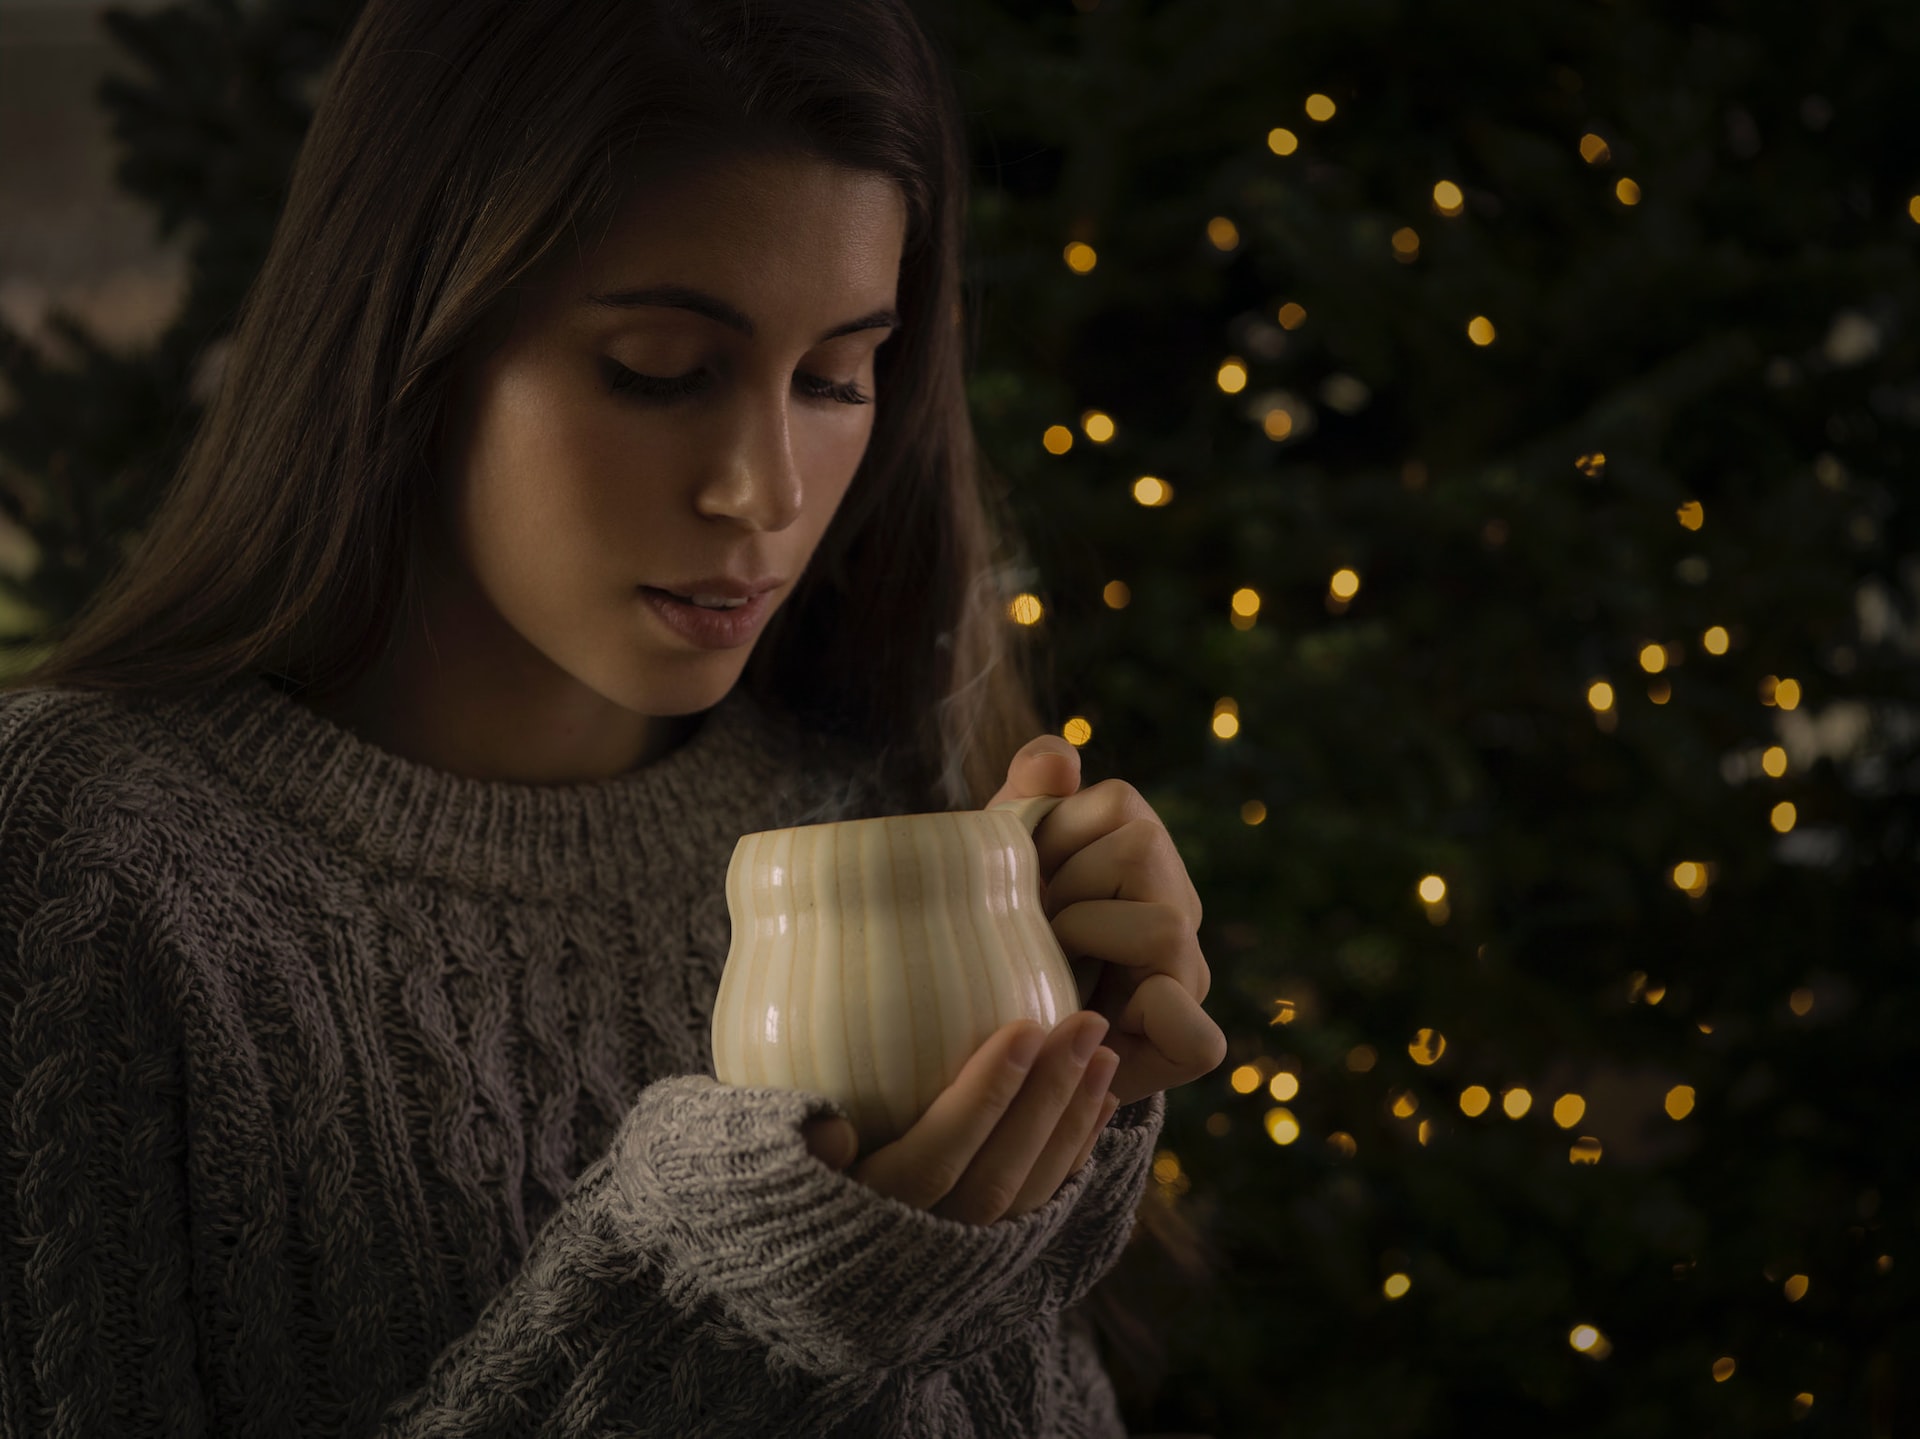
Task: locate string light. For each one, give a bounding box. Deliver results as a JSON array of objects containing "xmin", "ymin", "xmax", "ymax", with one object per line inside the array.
[
  {"xmin": 1909, "ymin": 195, "xmax": 1920, "ymax": 224},
  {"xmin": 1081, "ymin": 409, "xmax": 1116, "ymax": 442},
  {"xmin": 1409, "ymin": 1029, "xmax": 1446, "ymax": 1064},
  {"xmin": 1212, "ymin": 697, "xmax": 1241, "ymax": 739},
  {"xmin": 1382, "ymin": 1273, "xmax": 1410, "ymax": 1298},
  {"xmin": 1391, "ymin": 226, "xmax": 1420, "ymax": 262},
  {"xmin": 1265, "ymin": 1107, "xmax": 1300, "ymax": 1144},
  {"xmin": 1062, "ymin": 716, "xmax": 1093, "ymax": 746},
  {"xmin": 1217, "ymin": 357, "xmax": 1249, "ymax": 393},
  {"xmin": 1131, "ymin": 475, "xmax": 1174, "ymax": 506},
  {"xmin": 1459, "ymin": 1085, "xmax": 1491, "ymax": 1116},
  {"xmin": 1579, "ymin": 133, "xmax": 1611, "ymax": 164},
  {"xmin": 1574, "ymin": 452, "xmax": 1607, "ymax": 477},
  {"xmin": 1588, "ymin": 680, "xmax": 1615, "ymax": 712},
  {"xmin": 1713, "ymin": 1357, "xmax": 1736, "ymax": 1383},
  {"xmin": 1433, "ymin": 180, "xmax": 1465, "ymax": 216},
  {"xmin": 1762, "ymin": 745, "xmax": 1788, "ymax": 777},
  {"xmin": 1677, "ymin": 499, "xmax": 1705, "ymax": 529},
  {"xmin": 1063, "ymin": 241, "xmax": 1098, "ymax": 273},
  {"xmin": 1207, "ymin": 216, "xmax": 1241, "ymax": 250},
  {"xmin": 1043, "ymin": 424, "xmax": 1073, "ymax": 454},
  {"xmin": 1305, "ymin": 93, "xmax": 1337, "ymax": 121},
  {"xmin": 1639, "ymin": 644, "xmax": 1667, "ymax": 673},
  {"xmin": 1672, "ymin": 862, "xmax": 1710, "ymax": 897},
  {"xmin": 1771, "ymin": 801, "xmax": 1798, "ymax": 833},
  {"xmin": 1616, "ymin": 177, "xmax": 1642, "ymax": 205},
  {"xmin": 1231, "ymin": 587, "xmax": 1260, "ymax": 631},
  {"xmin": 1277, "ymin": 301, "xmax": 1308, "ymax": 329},
  {"xmin": 1007, "ymin": 593, "xmax": 1044, "ymax": 626},
  {"xmin": 1268, "ymin": 1071, "xmax": 1299, "ymax": 1100},
  {"xmin": 1330, "ymin": 568, "xmax": 1360, "ymax": 600},
  {"xmin": 1268, "ymin": 127, "xmax": 1300, "ymax": 156},
  {"xmin": 1467, "ymin": 316, "xmax": 1497, "ymax": 345},
  {"xmin": 1665, "ymin": 1085, "xmax": 1695, "ymax": 1119},
  {"xmin": 1502, "ymin": 1087, "xmax": 1532, "ymax": 1118},
  {"xmin": 1703, "ymin": 625, "xmax": 1730, "ymax": 654},
  {"xmin": 1102, "ymin": 579, "xmax": 1130, "ymax": 608}
]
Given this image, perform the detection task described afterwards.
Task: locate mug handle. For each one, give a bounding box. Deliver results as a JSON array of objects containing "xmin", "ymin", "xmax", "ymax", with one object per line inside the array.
[
  {"xmin": 987, "ymin": 792, "xmax": 1067, "ymax": 835},
  {"xmin": 986, "ymin": 792, "xmax": 1103, "ymax": 1009}
]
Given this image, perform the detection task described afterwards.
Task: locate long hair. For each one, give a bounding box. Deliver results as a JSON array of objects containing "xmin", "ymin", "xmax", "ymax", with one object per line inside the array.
[{"xmin": 0, "ymin": 0, "xmax": 1211, "ymax": 1395}]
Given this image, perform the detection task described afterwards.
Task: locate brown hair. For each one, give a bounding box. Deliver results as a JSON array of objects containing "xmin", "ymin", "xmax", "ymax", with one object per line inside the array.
[{"xmin": 0, "ymin": 0, "xmax": 1211, "ymax": 1394}]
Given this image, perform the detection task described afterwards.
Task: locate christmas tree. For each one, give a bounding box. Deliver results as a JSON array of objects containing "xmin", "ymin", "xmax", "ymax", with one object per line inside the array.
[{"xmin": 2, "ymin": 0, "xmax": 1915, "ymax": 1434}]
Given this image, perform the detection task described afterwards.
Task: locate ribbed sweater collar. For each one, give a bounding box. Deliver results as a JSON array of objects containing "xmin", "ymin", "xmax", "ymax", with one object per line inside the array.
[{"xmin": 156, "ymin": 673, "xmax": 807, "ymax": 901}]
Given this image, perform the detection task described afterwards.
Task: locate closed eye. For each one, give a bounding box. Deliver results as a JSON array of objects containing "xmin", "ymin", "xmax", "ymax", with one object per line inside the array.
[{"xmin": 605, "ymin": 362, "xmax": 870, "ymax": 406}]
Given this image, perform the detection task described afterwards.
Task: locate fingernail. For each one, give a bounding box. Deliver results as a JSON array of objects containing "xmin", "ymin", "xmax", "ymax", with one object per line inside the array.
[
  {"xmin": 1081, "ymin": 1047, "xmax": 1118, "ymax": 1098},
  {"xmin": 1008, "ymin": 1024, "xmax": 1045, "ymax": 1071},
  {"xmin": 1071, "ymin": 1013, "xmax": 1109, "ymax": 1064}
]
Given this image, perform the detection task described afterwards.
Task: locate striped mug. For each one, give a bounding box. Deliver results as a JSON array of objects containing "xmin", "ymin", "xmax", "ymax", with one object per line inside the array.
[{"xmin": 711, "ymin": 793, "xmax": 1103, "ymax": 1153}]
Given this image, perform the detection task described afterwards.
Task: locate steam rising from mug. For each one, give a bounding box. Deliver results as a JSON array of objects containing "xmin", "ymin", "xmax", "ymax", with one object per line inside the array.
[{"xmin": 710, "ymin": 795, "xmax": 1102, "ymax": 1152}]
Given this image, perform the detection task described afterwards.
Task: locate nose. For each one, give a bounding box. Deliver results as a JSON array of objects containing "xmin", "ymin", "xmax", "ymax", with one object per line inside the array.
[{"xmin": 695, "ymin": 380, "xmax": 805, "ymax": 533}]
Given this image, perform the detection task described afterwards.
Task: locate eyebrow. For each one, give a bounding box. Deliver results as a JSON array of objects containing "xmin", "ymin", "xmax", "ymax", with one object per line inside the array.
[{"xmin": 580, "ymin": 283, "xmax": 901, "ymax": 344}]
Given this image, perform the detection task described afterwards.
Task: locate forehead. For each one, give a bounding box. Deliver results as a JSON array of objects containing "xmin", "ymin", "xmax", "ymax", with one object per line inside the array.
[{"xmin": 574, "ymin": 150, "xmax": 908, "ymax": 300}]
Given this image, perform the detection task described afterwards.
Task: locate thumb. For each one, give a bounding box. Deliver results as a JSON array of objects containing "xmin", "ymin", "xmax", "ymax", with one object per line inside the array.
[
  {"xmin": 984, "ymin": 733, "xmax": 1081, "ymax": 812},
  {"xmin": 802, "ymin": 1115, "xmax": 858, "ymax": 1171}
]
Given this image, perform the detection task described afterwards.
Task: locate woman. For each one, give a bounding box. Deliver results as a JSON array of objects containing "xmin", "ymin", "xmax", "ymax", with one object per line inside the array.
[{"xmin": 0, "ymin": 0, "xmax": 1224, "ymax": 1432}]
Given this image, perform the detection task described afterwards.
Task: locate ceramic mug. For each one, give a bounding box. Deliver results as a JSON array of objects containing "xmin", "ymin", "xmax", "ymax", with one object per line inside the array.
[{"xmin": 710, "ymin": 793, "xmax": 1104, "ymax": 1153}]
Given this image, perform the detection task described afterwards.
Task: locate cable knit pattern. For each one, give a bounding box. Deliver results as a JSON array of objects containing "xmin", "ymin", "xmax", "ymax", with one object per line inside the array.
[{"xmin": 0, "ymin": 674, "xmax": 1163, "ymax": 1438}]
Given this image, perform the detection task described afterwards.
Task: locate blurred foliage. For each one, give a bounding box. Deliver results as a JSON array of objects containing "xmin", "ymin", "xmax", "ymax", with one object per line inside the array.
[{"xmin": 1, "ymin": 0, "xmax": 1916, "ymax": 1434}]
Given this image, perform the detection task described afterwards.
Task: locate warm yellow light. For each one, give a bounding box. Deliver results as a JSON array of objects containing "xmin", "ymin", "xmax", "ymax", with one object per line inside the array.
[
  {"xmin": 1277, "ymin": 301, "xmax": 1308, "ymax": 329},
  {"xmin": 1672, "ymin": 861, "xmax": 1709, "ymax": 896},
  {"xmin": 1007, "ymin": 593, "xmax": 1044, "ymax": 626},
  {"xmin": 1152, "ymin": 1150, "xmax": 1183, "ymax": 1185},
  {"xmin": 1058, "ymin": 718, "xmax": 1093, "ymax": 752},
  {"xmin": 1330, "ymin": 568, "xmax": 1361, "ymax": 600},
  {"xmin": 1382, "ymin": 1273, "xmax": 1411, "ymax": 1299},
  {"xmin": 1502, "ymin": 1087, "xmax": 1532, "ymax": 1119},
  {"xmin": 1327, "ymin": 1131, "xmax": 1357, "ymax": 1157},
  {"xmin": 1776, "ymin": 677, "xmax": 1802, "ymax": 710},
  {"xmin": 1305, "ymin": 93, "xmax": 1337, "ymax": 122},
  {"xmin": 1793, "ymin": 1392, "xmax": 1815, "ymax": 1416},
  {"xmin": 1616, "ymin": 177, "xmax": 1641, "ymax": 205},
  {"xmin": 1665, "ymin": 1084, "xmax": 1695, "ymax": 1120},
  {"xmin": 1588, "ymin": 681, "xmax": 1615, "ymax": 712},
  {"xmin": 1409, "ymin": 1029, "xmax": 1446, "ymax": 1065},
  {"xmin": 1570, "ymin": 1137, "xmax": 1602, "ymax": 1164},
  {"xmin": 1553, "ymin": 1093, "xmax": 1586, "ymax": 1128},
  {"xmin": 1579, "ymin": 133, "xmax": 1611, "ymax": 164},
  {"xmin": 1131, "ymin": 475, "xmax": 1173, "ymax": 506},
  {"xmin": 1703, "ymin": 625, "xmax": 1730, "ymax": 655},
  {"xmin": 1459, "ymin": 1085, "xmax": 1490, "ymax": 1116},
  {"xmin": 1910, "ymin": 195, "xmax": 1920, "ymax": 224},
  {"xmin": 1269, "ymin": 1071, "xmax": 1299, "ymax": 1101},
  {"xmin": 1418, "ymin": 874, "xmax": 1447, "ymax": 904},
  {"xmin": 1268, "ymin": 127, "xmax": 1300, "ymax": 156},
  {"xmin": 1346, "ymin": 1044, "xmax": 1377, "ymax": 1072},
  {"xmin": 1390, "ymin": 1090, "xmax": 1418, "ymax": 1118},
  {"xmin": 1243, "ymin": 800, "xmax": 1269, "ymax": 826},
  {"xmin": 1433, "ymin": 179, "xmax": 1465, "ymax": 216},
  {"xmin": 1784, "ymin": 1274, "xmax": 1809, "ymax": 1302},
  {"xmin": 1262, "ymin": 409, "xmax": 1294, "ymax": 441},
  {"xmin": 1574, "ymin": 451, "xmax": 1606, "ymax": 477},
  {"xmin": 1761, "ymin": 746, "xmax": 1787, "ymax": 777},
  {"xmin": 1212, "ymin": 709, "xmax": 1240, "ymax": 740},
  {"xmin": 1232, "ymin": 587, "xmax": 1261, "ymax": 617},
  {"xmin": 1229, "ymin": 1063, "xmax": 1262, "ymax": 1094},
  {"xmin": 1677, "ymin": 499, "xmax": 1705, "ymax": 530},
  {"xmin": 1063, "ymin": 241, "xmax": 1098, "ymax": 273},
  {"xmin": 1771, "ymin": 801, "xmax": 1798, "ymax": 833},
  {"xmin": 1043, "ymin": 424, "xmax": 1074, "ymax": 455},
  {"xmin": 1648, "ymin": 679, "xmax": 1672, "ymax": 705},
  {"xmin": 1264, "ymin": 1106, "xmax": 1300, "ymax": 1144},
  {"xmin": 1102, "ymin": 579, "xmax": 1130, "ymax": 609},
  {"xmin": 1467, "ymin": 315, "xmax": 1496, "ymax": 346},
  {"xmin": 1639, "ymin": 643, "xmax": 1667, "ymax": 674},
  {"xmin": 1207, "ymin": 216, "xmax": 1241, "ymax": 250},
  {"xmin": 1217, "ymin": 358, "xmax": 1249, "ymax": 393},
  {"xmin": 1570, "ymin": 1324, "xmax": 1604, "ymax": 1352},
  {"xmin": 1789, "ymin": 986, "xmax": 1814, "ymax": 1016},
  {"xmin": 1081, "ymin": 410, "xmax": 1115, "ymax": 442},
  {"xmin": 1712, "ymin": 1357, "xmax": 1736, "ymax": 1383},
  {"xmin": 1391, "ymin": 226, "xmax": 1420, "ymax": 261}
]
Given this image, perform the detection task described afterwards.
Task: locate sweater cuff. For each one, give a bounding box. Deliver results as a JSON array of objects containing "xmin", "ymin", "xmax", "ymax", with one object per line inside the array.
[{"xmin": 606, "ymin": 1076, "xmax": 1162, "ymax": 1377}]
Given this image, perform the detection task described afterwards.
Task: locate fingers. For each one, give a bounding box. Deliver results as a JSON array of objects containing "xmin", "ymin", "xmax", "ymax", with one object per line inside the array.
[
  {"xmin": 801, "ymin": 1114, "xmax": 857, "ymax": 1171},
  {"xmin": 931, "ymin": 1011, "xmax": 1113, "ymax": 1225},
  {"xmin": 1002, "ymin": 1044, "xmax": 1120, "ymax": 1218},
  {"xmin": 849, "ymin": 1017, "xmax": 1051, "ymax": 1211},
  {"xmin": 1049, "ymin": 898, "xmax": 1210, "ymax": 1003},
  {"xmin": 1067, "ymin": 1091, "xmax": 1121, "ymax": 1176},
  {"xmin": 1096, "ymin": 973, "xmax": 1230, "ymax": 1108}
]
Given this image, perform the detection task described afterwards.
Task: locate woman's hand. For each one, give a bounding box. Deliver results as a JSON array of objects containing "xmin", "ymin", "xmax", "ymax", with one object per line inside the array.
[
  {"xmin": 802, "ymin": 1011, "xmax": 1119, "ymax": 1225},
  {"xmin": 985, "ymin": 736, "xmax": 1229, "ymax": 1109}
]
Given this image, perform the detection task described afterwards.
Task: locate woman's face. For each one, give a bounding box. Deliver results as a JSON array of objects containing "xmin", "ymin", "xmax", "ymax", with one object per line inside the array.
[{"xmin": 362, "ymin": 149, "xmax": 908, "ymax": 782}]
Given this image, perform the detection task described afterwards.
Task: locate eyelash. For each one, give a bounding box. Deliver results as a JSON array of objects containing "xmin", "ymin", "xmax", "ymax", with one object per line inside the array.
[{"xmin": 605, "ymin": 362, "xmax": 871, "ymax": 407}]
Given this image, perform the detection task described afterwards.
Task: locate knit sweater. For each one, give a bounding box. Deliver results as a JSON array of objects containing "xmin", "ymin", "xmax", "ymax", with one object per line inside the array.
[{"xmin": 0, "ymin": 673, "xmax": 1164, "ymax": 1438}]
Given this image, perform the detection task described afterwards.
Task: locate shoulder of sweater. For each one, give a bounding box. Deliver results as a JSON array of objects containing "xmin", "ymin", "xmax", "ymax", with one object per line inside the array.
[{"xmin": 0, "ymin": 684, "xmax": 155, "ymax": 835}]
